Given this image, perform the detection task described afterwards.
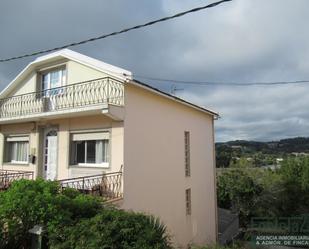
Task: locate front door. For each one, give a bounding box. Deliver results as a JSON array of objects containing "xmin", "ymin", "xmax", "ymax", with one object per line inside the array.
[{"xmin": 44, "ymin": 129, "xmax": 58, "ymax": 180}]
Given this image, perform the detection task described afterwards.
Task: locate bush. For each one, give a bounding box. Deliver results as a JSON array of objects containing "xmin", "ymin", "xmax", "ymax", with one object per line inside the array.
[
  {"xmin": 50, "ymin": 209, "xmax": 171, "ymax": 249},
  {"xmin": 0, "ymin": 179, "xmax": 102, "ymax": 249},
  {"xmin": 0, "ymin": 179, "xmax": 171, "ymax": 249}
]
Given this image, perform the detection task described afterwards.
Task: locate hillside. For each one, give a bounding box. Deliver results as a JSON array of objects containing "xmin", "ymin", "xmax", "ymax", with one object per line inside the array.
[
  {"xmin": 216, "ymin": 137, "xmax": 309, "ymax": 154},
  {"xmin": 215, "ymin": 137, "xmax": 309, "ymax": 168}
]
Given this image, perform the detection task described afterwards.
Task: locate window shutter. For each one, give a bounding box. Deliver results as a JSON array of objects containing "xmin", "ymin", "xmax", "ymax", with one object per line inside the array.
[
  {"xmin": 72, "ymin": 132, "xmax": 109, "ymax": 141},
  {"xmin": 6, "ymin": 136, "xmax": 29, "ymax": 142}
]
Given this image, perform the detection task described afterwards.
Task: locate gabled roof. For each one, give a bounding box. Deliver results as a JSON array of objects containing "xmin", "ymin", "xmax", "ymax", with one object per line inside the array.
[
  {"xmin": 0, "ymin": 49, "xmax": 218, "ymax": 117},
  {"xmin": 0, "ymin": 49, "xmax": 132, "ymax": 98}
]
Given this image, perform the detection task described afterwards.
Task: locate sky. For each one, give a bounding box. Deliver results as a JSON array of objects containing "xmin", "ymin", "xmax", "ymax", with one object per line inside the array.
[{"xmin": 1, "ymin": 0, "xmax": 309, "ymax": 142}]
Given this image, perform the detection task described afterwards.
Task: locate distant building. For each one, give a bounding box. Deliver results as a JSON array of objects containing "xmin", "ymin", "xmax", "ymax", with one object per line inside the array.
[{"xmin": 291, "ymin": 152, "xmax": 309, "ymax": 157}]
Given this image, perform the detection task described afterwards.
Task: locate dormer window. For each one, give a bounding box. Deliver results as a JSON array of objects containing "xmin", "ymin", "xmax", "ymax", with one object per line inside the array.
[{"xmin": 41, "ymin": 67, "xmax": 66, "ymax": 94}]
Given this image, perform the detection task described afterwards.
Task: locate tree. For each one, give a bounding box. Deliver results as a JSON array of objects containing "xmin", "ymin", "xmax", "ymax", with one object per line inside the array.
[
  {"xmin": 217, "ymin": 169, "xmax": 263, "ymax": 226},
  {"xmin": 216, "ymin": 145, "xmax": 233, "ymax": 168},
  {"xmin": 278, "ymin": 157, "xmax": 309, "ymax": 215}
]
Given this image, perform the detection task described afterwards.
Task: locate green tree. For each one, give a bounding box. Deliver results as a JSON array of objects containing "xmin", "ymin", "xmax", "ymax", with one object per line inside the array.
[
  {"xmin": 278, "ymin": 157, "xmax": 309, "ymax": 215},
  {"xmin": 216, "ymin": 145, "xmax": 233, "ymax": 168},
  {"xmin": 217, "ymin": 169, "xmax": 263, "ymax": 225}
]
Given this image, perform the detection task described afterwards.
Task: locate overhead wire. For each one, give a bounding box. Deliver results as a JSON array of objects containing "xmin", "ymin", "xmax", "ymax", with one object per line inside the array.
[{"xmin": 0, "ymin": 0, "xmax": 232, "ymax": 62}]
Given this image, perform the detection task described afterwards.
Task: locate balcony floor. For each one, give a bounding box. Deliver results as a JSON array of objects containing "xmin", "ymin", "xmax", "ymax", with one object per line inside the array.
[{"xmin": 0, "ymin": 103, "xmax": 124, "ymax": 124}]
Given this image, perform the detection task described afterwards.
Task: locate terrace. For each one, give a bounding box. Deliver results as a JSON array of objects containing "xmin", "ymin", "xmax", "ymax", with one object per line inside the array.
[
  {"xmin": 0, "ymin": 169, "xmax": 123, "ymax": 202},
  {"xmin": 0, "ymin": 169, "xmax": 34, "ymax": 190},
  {"xmin": 0, "ymin": 77, "xmax": 124, "ymax": 123}
]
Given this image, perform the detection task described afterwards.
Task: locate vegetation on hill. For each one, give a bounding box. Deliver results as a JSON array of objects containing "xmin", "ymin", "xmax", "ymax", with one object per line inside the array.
[
  {"xmin": 217, "ymin": 157, "xmax": 309, "ymax": 227},
  {"xmin": 218, "ymin": 137, "xmax": 309, "ymax": 153},
  {"xmin": 216, "ymin": 137, "xmax": 309, "ymax": 168}
]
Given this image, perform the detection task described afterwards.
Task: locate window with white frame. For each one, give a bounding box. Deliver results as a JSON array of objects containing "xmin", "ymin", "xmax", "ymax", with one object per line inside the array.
[
  {"xmin": 5, "ymin": 136, "xmax": 29, "ymax": 164},
  {"xmin": 70, "ymin": 131, "xmax": 110, "ymax": 167},
  {"xmin": 41, "ymin": 67, "xmax": 66, "ymax": 95}
]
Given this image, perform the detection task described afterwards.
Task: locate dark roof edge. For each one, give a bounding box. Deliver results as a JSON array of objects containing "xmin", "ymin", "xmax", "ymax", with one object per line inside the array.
[{"xmin": 130, "ymin": 79, "xmax": 219, "ymax": 118}]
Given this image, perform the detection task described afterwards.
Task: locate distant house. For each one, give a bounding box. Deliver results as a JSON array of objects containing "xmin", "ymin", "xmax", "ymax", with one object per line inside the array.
[
  {"xmin": 291, "ymin": 152, "xmax": 309, "ymax": 157},
  {"xmin": 0, "ymin": 49, "xmax": 219, "ymax": 247}
]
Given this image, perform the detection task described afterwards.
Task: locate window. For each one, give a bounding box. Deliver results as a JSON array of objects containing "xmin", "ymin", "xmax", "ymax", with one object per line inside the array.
[
  {"xmin": 184, "ymin": 131, "xmax": 191, "ymax": 177},
  {"xmin": 70, "ymin": 132, "xmax": 110, "ymax": 167},
  {"xmin": 5, "ymin": 136, "xmax": 29, "ymax": 164},
  {"xmin": 41, "ymin": 68, "xmax": 66, "ymax": 96},
  {"xmin": 185, "ymin": 188, "xmax": 191, "ymax": 215}
]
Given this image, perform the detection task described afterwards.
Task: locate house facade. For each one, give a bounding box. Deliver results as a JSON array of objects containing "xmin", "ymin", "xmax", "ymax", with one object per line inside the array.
[{"xmin": 0, "ymin": 49, "xmax": 218, "ymax": 247}]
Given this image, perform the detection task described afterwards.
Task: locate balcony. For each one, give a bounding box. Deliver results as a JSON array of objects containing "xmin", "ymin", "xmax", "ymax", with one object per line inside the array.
[
  {"xmin": 0, "ymin": 170, "xmax": 34, "ymax": 191},
  {"xmin": 0, "ymin": 169, "xmax": 122, "ymax": 202},
  {"xmin": 0, "ymin": 77, "xmax": 124, "ymax": 123},
  {"xmin": 59, "ymin": 171, "xmax": 123, "ymax": 202}
]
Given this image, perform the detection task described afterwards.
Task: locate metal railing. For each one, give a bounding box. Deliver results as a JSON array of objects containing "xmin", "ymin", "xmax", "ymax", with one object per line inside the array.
[
  {"xmin": 0, "ymin": 77, "xmax": 124, "ymax": 119},
  {"xmin": 0, "ymin": 170, "xmax": 34, "ymax": 191},
  {"xmin": 58, "ymin": 171, "xmax": 123, "ymax": 201}
]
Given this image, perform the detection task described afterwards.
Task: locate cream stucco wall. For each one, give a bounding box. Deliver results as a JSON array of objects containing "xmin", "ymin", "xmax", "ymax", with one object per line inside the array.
[
  {"xmin": 66, "ymin": 60, "xmax": 108, "ymax": 84},
  {"xmin": 11, "ymin": 72, "xmax": 37, "ymax": 96},
  {"xmin": 122, "ymin": 84, "xmax": 217, "ymax": 248},
  {"xmin": 0, "ymin": 114, "xmax": 123, "ymax": 180}
]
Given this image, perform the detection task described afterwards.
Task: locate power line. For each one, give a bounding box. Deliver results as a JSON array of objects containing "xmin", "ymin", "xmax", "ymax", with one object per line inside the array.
[
  {"xmin": 133, "ymin": 75, "xmax": 309, "ymax": 86},
  {"xmin": 0, "ymin": 0, "xmax": 232, "ymax": 63}
]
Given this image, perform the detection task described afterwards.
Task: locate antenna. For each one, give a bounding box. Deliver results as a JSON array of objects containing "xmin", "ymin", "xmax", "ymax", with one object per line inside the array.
[{"xmin": 171, "ymin": 84, "xmax": 184, "ymax": 95}]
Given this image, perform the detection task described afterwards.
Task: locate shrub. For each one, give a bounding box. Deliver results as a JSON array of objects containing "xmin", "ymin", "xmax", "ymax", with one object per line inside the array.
[
  {"xmin": 0, "ymin": 179, "xmax": 101, "ymax": 249},
  {"xmin": 49, "ymin": 209, "xmax": 172, "ymax": 249},
  {"xmin": 0, "ymin": 179, "xmax": 171, "ymax": 249}
]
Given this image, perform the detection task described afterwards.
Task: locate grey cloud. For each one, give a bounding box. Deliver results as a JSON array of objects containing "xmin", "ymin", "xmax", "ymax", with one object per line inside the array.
[{"xmin": 1, "ymin": 0, "xmax": 309, "ymax": 142}]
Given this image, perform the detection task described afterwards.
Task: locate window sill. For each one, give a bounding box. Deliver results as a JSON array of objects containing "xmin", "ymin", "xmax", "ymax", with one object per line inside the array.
[
  {"xmin": 4, "ymin": 161, "xmax": 30, "ymax": 166},
  {"xmin": 69, "ymin": 163, "xmax": 109, "ymax": 169}
]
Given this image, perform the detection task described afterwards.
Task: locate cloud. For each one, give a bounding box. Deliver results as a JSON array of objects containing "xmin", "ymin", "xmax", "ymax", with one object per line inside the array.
[{"xmin": 1, "ymin": 0, "xmax": 309, "ymax": 141}]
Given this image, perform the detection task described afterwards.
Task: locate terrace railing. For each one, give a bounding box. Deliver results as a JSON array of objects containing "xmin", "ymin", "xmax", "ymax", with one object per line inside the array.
[
  {"xmin": 59, "ymin": 171, "xmax": 123, "ymax": 201},
  {"xmin": 0, "ymin": 77, "xmax": 124, "ymax": 119},
  {"xmin": 0, "ymin": 170, "xmax": 34, "ymax": 191}
]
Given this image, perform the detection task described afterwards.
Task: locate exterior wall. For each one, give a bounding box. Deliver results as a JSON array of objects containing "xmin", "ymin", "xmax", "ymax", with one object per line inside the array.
[
  {"xmin": 66, "ymin": 60, "xmax": 108, "ymax": 84},
  {"xmin": 11, "ymin": 72, "xmax": 37, "ymax": 96},
  {"xmin": 123, "ymin": 84, "xmax": 217, "ymax": 248},
  {"xmin": 0, "ymin": 114, "xmax": 123, "ymax": 180}
]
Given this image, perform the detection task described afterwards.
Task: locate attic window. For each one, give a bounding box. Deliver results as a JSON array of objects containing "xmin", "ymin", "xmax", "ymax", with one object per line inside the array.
[{"xmin": 41, "ymin": 68, "xmax": 66, "ymax": 92}]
